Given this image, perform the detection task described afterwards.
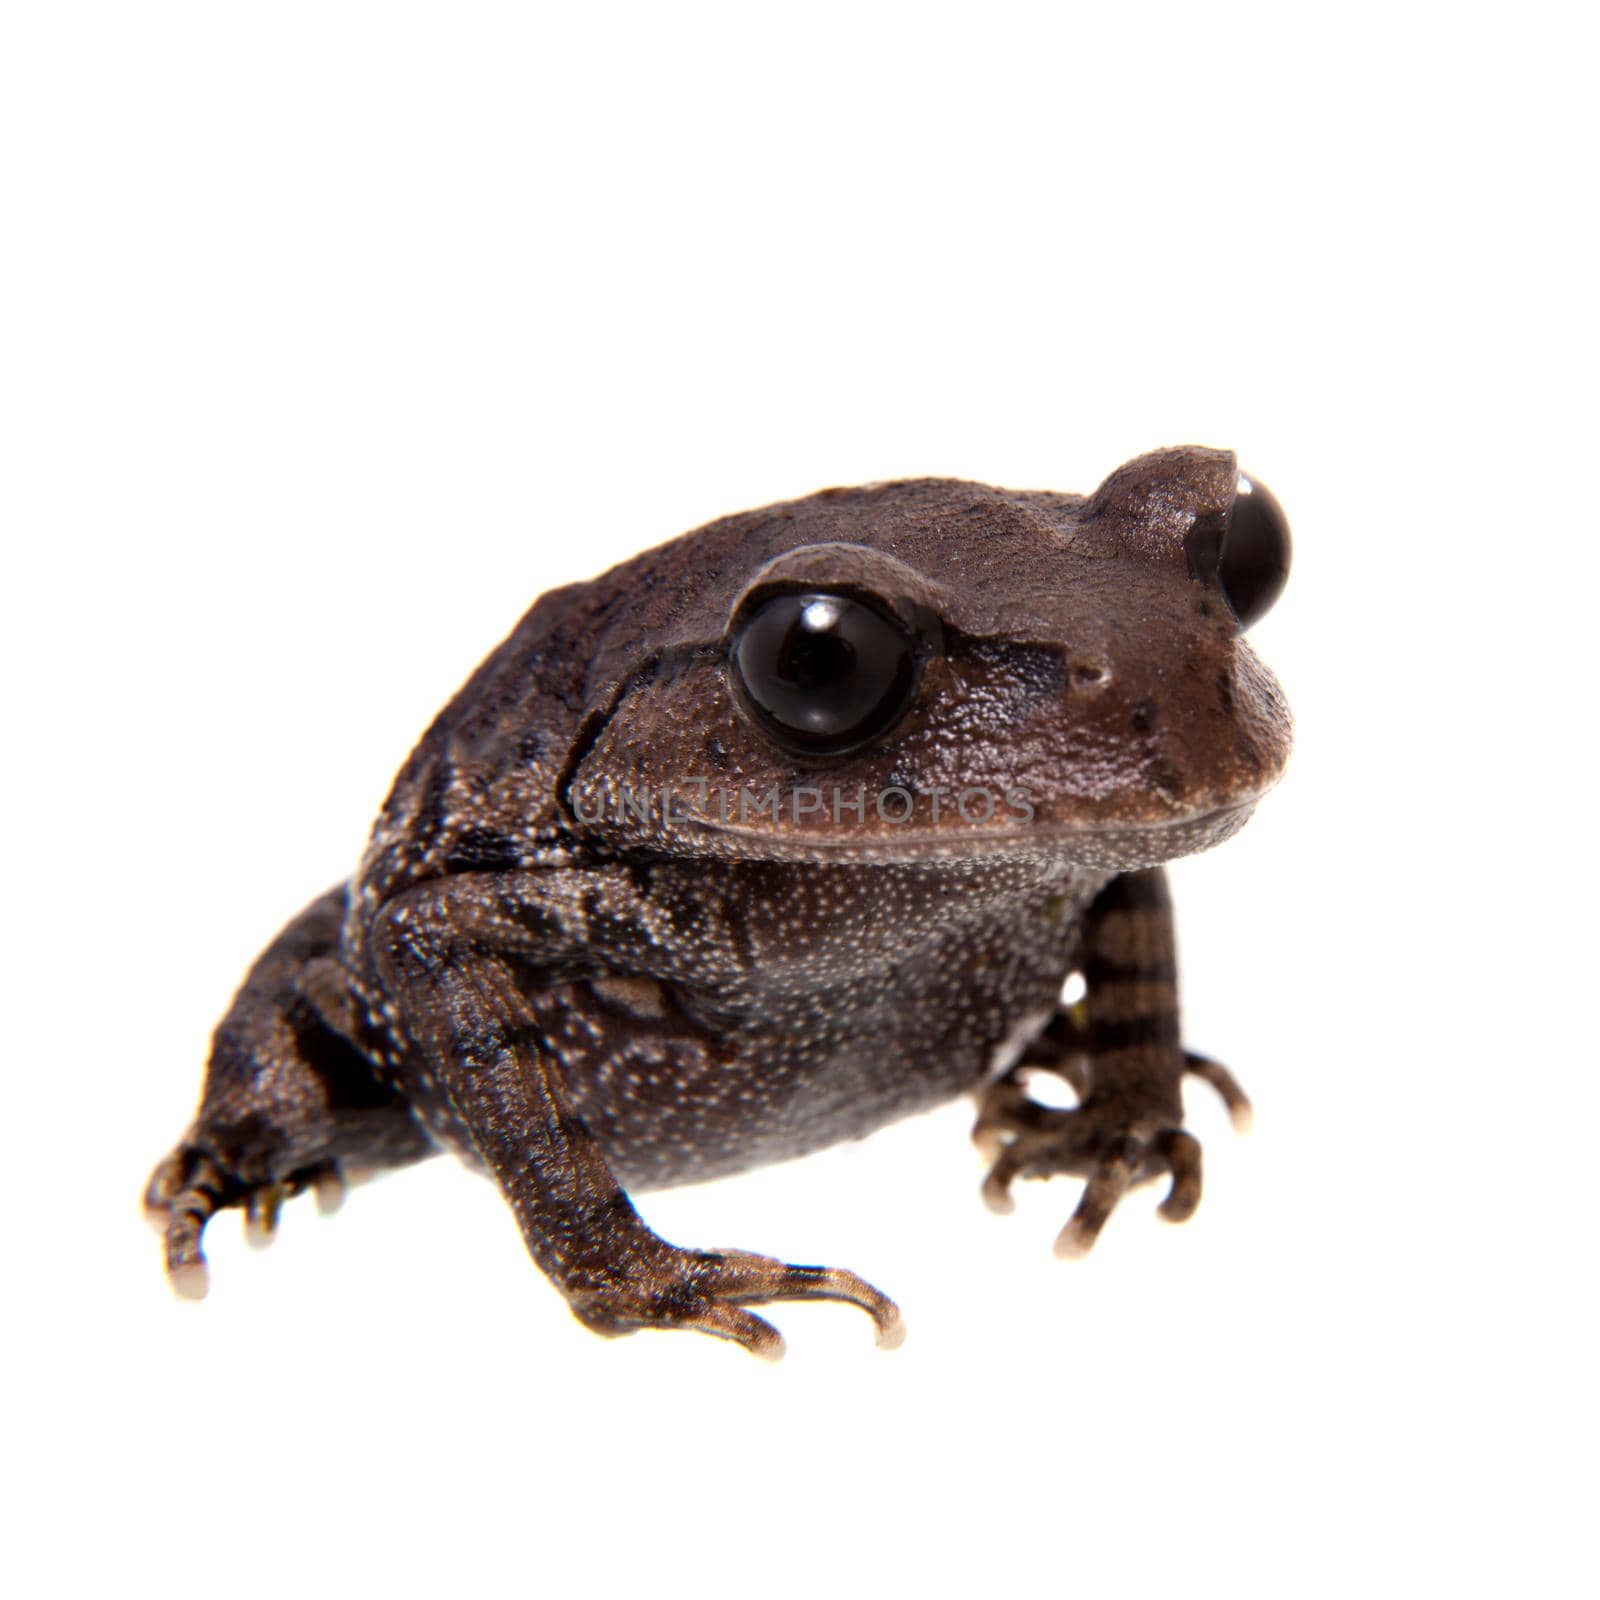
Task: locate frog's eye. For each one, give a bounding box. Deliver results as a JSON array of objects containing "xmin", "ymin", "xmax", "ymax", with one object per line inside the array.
[
  {"xmin": 729, "ymin": 590, "xmax": 924, "ymax": 757},
  {"xmin": 1186, "ymin": 474, "xmax": 1292, "ymax": 629}
]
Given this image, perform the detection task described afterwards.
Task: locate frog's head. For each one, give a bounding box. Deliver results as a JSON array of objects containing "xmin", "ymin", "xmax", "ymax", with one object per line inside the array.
[{"xmin": 565, "ymin": 446, "xmax": 1292, "ymax": 869}]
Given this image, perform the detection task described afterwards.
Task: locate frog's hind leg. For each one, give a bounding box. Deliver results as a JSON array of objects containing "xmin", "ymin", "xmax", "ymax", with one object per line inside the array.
[{"xmin": 145, "ymin": 885, "xmax": 435, "ymax": 1299}]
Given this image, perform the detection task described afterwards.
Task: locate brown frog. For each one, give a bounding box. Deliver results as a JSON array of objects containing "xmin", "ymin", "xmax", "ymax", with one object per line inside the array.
[{"xmin": 146, "ymin": 445, "xmax": 1293, "ymax": 1357}]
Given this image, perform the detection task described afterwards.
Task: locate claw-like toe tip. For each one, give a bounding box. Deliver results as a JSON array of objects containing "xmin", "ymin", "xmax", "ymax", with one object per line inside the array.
[
  {"xmin": 1053, "ymin": 1220, "xmax": 1095, "ymax": 1260},
  {"xmin": 244, "ymin": 1184, "xmax": 287, "ymax": 1248},
  {"xmin": 1229, "ymin": 1101, "xmax": 1255, "ymax": 1135},
  {"xmin": 875, "ymin": 1308, "xmax": 907, "ymax": 1351},
  {"xmin": 313, "ymin": 1170, "xmax": 347, "ymax": 1215},
  {"xmin": 242, "ymin": 1214, "xmax": 277, "ymax": 1250},
  {"xmin": 981, "ymin": 1177, "xmax": 1016, "ymax": 1215},
  {"xmin": 169, "ymin": 1261, "xmax": 210, "ymax": 1301},
  {"xmin": 751, "ymin": 1331, "xmax": 787, "ymax": 1364}
]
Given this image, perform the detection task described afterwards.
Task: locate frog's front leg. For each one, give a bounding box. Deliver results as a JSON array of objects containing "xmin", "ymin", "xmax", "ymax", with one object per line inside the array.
[
  {"xmin": 373, "ymin": 874, "xmax": 903, "ymax": 1358},
  {"xmin": 972, "ymin": 868, "xmax": 1252, "ymax": 1257}
]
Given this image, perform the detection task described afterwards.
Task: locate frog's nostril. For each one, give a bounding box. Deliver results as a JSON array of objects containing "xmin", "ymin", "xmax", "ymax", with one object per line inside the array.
[{"xmin": 1071, "ymin": 661, "xmax": 1109, "ymax": 688}]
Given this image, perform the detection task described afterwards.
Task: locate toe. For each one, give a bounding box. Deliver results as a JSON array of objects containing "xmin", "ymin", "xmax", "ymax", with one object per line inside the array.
[
  {"xmin": 1154, "ymin": 1128, "xmax": 1203, "ymax": 1222},
  {"xmin": 1053, "ymin": 1135, "xmax": 1141, "ymax": 1258},
  {"xmin": 1185, "ymin": 1053, "xmax": 1253, "ymax": 1131}
]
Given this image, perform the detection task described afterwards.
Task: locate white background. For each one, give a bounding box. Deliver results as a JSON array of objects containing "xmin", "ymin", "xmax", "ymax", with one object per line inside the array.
[{"xmin": 4, "ymin": 3, "xmax": 1595, "ymax": 1596}]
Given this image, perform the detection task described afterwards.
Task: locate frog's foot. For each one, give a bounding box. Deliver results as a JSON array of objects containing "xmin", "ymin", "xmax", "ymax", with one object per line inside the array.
[
  {"xmin": 972, "ymin": 1051, "xmax": 1250, "ymax": 1257},
  {"xmin": 144, "ymin": 1142, "xmax": 346, "ymax": 1298},
  {"xmin": 567, "ymin": 1244, "xmax": 904, "ymax": 1360}
]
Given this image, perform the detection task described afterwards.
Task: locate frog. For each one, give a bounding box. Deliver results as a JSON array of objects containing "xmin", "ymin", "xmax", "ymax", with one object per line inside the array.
[{"xmin": 146, "ymin": 445, "xmax": 1293, "ymax": 1358}]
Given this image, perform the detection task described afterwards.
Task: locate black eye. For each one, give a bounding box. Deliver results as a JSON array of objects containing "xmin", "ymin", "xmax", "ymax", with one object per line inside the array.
[
  {"xmin": 1186, "ymin": 474, "xmax": 1292, "ymax": 629},
  {"xmin": 730, "ymin": 590, "xmax": 923, "ymax": 756}
]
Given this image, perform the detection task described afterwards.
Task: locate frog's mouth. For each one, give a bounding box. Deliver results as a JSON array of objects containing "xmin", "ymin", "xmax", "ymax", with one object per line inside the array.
[{"xmin": 621, "ymin": 794, "xmax": 1265, "ymax": 872}]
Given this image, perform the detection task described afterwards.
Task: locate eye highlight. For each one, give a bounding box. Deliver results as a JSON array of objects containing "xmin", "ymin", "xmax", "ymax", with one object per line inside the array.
[
  {"xmin": 729, "ymin": 589, "xmax": 924, "ymax": 757},
  {"xmin": 1185, "ymin": 473, "xmax": 1292, "ymax": 629}
]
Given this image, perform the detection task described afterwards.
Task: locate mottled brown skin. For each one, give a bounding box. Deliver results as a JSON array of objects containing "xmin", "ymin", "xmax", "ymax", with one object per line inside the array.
[{"xmin": 147, "ymin": 446, "xmax": 1291, "ymax": 1356}]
